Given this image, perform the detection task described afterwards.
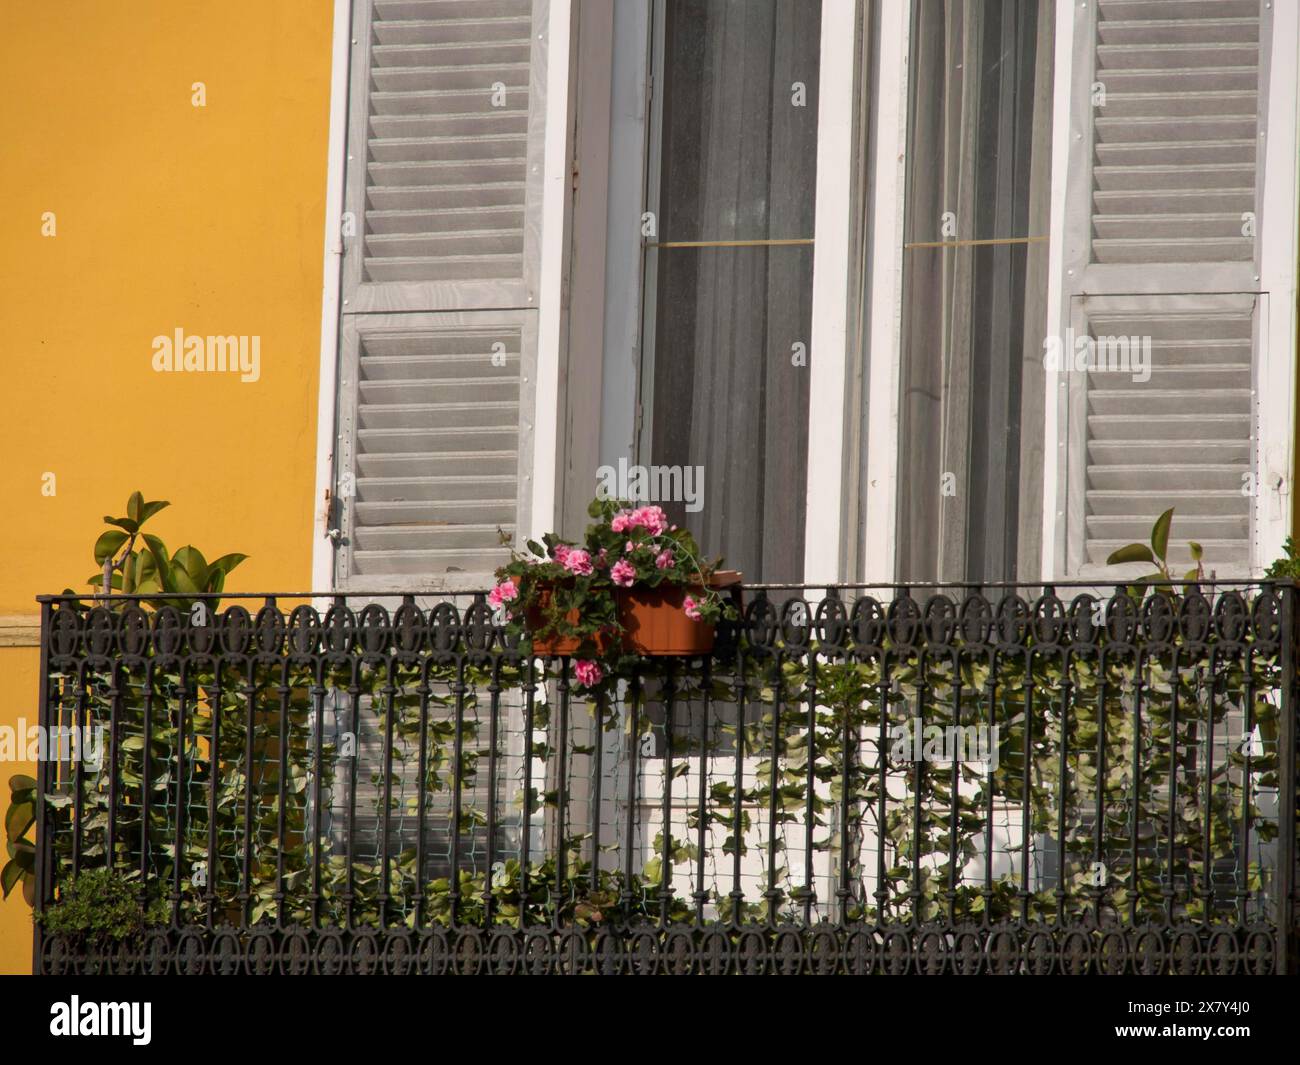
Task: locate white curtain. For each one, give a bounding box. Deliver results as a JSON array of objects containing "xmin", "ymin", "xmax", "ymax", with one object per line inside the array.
[
  {"xmin": 648, "ymin": 0, "xmax": 820, "ymax": 583},
  {"xmin": 896, "ymin": 0, "xmax": 1055, "ymax": 583}
]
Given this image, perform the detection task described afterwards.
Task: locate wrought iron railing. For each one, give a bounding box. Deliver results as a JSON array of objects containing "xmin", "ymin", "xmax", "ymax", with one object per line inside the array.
[{"xmin": 32, "ymin": 581, "xmax": 1299, "ymax": 975}]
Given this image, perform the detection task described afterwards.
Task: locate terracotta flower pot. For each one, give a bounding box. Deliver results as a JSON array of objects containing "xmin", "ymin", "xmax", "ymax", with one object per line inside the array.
[
  {"xmin": 617, "ymin": 570, "xmax": 743, "ymax": 656},
  {"xmin": 512, "ymin": 576, "xmax": 613, "ymax": 657},
  {"xmin": 513, "ymin": 571, "xmax": 742, "ymax": 658}
]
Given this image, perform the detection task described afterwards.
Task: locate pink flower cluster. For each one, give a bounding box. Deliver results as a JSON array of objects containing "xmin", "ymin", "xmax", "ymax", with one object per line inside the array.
[
  {"xmin": 487, "ymin": 580, "xmax": 519, "ymax": 611},
  {"xmin": 574, "ymin": 659, "xmax": 603, "ymax": 687},
  {"xmin": 553, "ymin": 543, "xmax": 593, "ymax": 576},
  {"xmin": 609, "ymin": 505, "xmax": 668, "ymax": 536},
  {"xmin": 610, "ymin": 559, "xmax": 636, "ymax": 587}
]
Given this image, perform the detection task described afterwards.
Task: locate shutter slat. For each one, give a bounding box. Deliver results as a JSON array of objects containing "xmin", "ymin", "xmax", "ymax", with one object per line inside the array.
[
  {"xmin": 1099, "ymin": 1, "xmax": 1257, "ymax": 19},
  {"xmin": 375, "ymin": 0, "xmax": 531, "ymax": 21},
  {"xmin": 356, "ymin": 450, "xmax": 518, "ymax": 479},
  {"xmin": 373, "ymin": 18, "xmax": 533, "ymax": 46},
  {"xmin": 1097, "ymin": 17, "xmax": 1260, "ymax": 45},
  {"xmin": 1101, "ymin": 90, "xmax": 1257, "ymax": 117},
  {"xmin": 1087, "ymin": 538, "xmax": 1244, "ymax": 565}
]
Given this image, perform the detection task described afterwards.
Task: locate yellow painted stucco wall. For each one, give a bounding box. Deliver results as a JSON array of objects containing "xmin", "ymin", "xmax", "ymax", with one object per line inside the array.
[{"xmin": 0, "ymin": 1, "xmax": 334, "ymax": 972}]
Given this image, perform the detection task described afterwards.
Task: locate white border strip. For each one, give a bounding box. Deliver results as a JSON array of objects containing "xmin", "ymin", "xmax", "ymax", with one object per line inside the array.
[
  {"xmin": 802, "ymin": 0, "xmax": 858, "ymax": 586},
  {"xmin": 310, "ymin": 0, "xmax": 354, "ymax": 600},
  {"xmin": 1038, "ymin": 0, "xmax": 1078, "ymax": 581},
  {"xmin": 1256, "ymin": 0, "xmax": 1299, "ymax": 569},
  {"xmin": 860, "ymin": 0, "xmax": 910, "ymax": 584},
  {"xmin": 529, "ymin": 0, "xmax": 573, "ymax": 542}
]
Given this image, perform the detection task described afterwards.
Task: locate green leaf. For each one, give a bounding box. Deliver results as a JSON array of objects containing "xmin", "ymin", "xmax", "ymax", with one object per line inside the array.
[
  {"xmin": 4, "ymin": 801, "xmax": 33, "ymax": 844},
  {"xmin": 137, "ymin": 499, "xmax": 170, "ymax": 526},
  {"xmin": 207, "ymin": 552, "xmax": 248, "ymax": 578},
  {"xmin": 1, "ymin": 860, "xmax": 22, "ymax": 899},
  {"xmin": 1189, "ymin": 540, "xmax": 1203, "ymax": 562},
  {"xmin": 172, "ymin": 545, "xmax": 210, "ymax": 587},
  {"xmin": 102, "ymin": 516, "xmax": 138, "ymax": 535},
  {"xmin": 93, "ymin": 530, "xmax": 129, "ymax": 565},
  {"xmin": 126, "ymin": 491, "xmax": 145, "ymax": 524},
  {"xmin": 141, "ymin": 533, "xmax": 169, "ymax": 565},
  {"xmin": 1150, "ymin": 507, "xmax": 1174, "ymax": 563},
  {"xmin": 169, "ymin": 565, "xmax": 201, "ymax": 596},
  {"xmin": 9, "ymin": 774, "xmax": 37, "ymax": 792},
  {"xmin": 1182, "ymin": 568, "xmax": 1200, "ymax": 582},
  {"xmin": 1106, "ymin": 543, "xmax": 1155, "ymax": 566}
]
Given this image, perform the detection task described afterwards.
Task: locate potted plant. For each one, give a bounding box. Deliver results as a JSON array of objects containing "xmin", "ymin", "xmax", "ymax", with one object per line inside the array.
[{"xmin": 491, "ymin": 497, "xmax": 739, "ymax": 676}]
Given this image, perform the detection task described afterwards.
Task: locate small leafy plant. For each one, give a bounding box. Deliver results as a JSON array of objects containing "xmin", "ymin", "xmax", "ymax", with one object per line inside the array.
[
  {"xmin": 3, "ymin": 491, "xmax": 251, "ymax": 912},
  {"xmin": 87, "ymin": 490, "xmax": 247, "ymax": 606},
  {"xmin": 38, "ymin": 868, "xmax": 166, "ymax": 944},
  {"xmin": 1105, "ymin": 506, "xmax": 1205, "ymax": 591},
  {"xmin": 1265, "ymin": 536, "xmax": 1300, "ymax": 580},
  {"xmin": 492, "ymin": 496, "xmax": 737, "ymax": 682}
]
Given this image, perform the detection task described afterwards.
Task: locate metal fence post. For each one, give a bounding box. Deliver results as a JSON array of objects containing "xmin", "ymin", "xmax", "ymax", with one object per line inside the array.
[
  {"xmin": 1278, "ymin": 583, "xmax": 1297, "ymax": 974},
  {"xmin": 31, "ymin": 598, "xmax": 52, "ymax": 975}
]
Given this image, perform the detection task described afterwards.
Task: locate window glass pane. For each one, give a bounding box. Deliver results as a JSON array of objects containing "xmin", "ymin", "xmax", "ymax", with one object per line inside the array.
[
  {"xmin": 644, "ymin": 0, "xmax": 820, "ymax": 583},
  {"xmin": 895, "ymin": 0, "xmax": 1055, "ymax": 583}
]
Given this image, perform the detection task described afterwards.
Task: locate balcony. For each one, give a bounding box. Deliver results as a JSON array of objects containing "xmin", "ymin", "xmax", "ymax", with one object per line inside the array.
[{"xmin": 28, "ymin": 581, "xmax": 1299, "ymax": 975}]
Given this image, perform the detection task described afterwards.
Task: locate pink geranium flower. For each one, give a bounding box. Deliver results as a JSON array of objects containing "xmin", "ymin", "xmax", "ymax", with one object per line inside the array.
[
  {"xmin": 610, "ymin": 511, "xmax": 631, "ymax": 533},
  {"xmin": 553, "ymin": 543, "xmax": 571, "ymax": 564},
  {"xmin": 683, "ymin": 596, "xmax": 702, "ymax": 621},
  {"xmin": 610, "ymin": 559, "xmax": 636, "ymax": 587},
  {"xmin": 563, "ymin": 548, "xmax": 593, "ymax": 576},
  {"xmin": 487, "ymin": 580, "xmax": 518, "ymax": 610},
  {"xmin": 655, "ymin": 549, "xmax": 674, "ymax": 570},
  {"xmin": 630, "ymin": 505, "xmax": 668, "ymax": 536},
  {"xmin": 574, "ymin": 660, "xmax": 603, "ymax": 687}
]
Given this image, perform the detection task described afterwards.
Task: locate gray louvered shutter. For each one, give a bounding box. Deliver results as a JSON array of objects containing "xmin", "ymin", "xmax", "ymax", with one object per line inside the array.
[
  {"xmin": 1058, "ymin": 0, "xmax": 1265, "ymax": 577},
  {"xmin": 333, "ymin": 0, "xmax": 545, "ymax": 591}
]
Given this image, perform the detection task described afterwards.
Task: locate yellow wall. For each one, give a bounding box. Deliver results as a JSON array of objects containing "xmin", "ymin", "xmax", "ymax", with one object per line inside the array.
[{"xmin": 0, "ymin": 1, "xmax": 334, "ymax": 972}]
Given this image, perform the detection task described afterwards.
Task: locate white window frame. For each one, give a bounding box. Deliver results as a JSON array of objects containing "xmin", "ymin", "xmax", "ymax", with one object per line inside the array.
[{"xmin": 858, "ymin": 0, "xmax": 911, "ymax": 586}]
